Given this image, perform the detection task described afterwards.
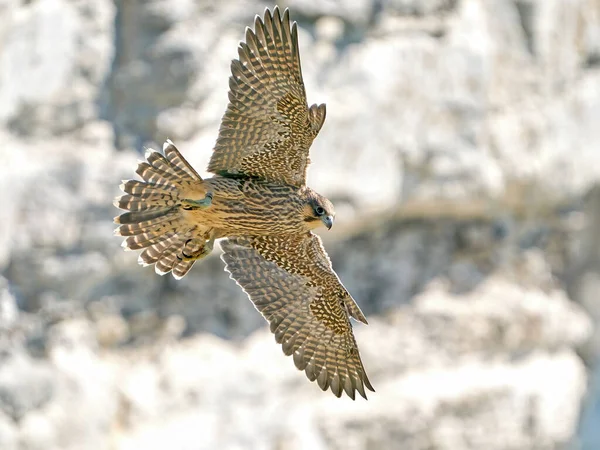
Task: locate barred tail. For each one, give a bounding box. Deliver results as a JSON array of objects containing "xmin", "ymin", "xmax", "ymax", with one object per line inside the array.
[{"xmin": 114, "ymin": 140, "xmax": 210, "ymax": 279}]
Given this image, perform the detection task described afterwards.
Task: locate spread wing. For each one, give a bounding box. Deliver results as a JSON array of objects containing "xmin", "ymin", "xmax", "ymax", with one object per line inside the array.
[
  {"xmin": 208, "ymin": 7, "xmax": 326, "ymax": 187},
  {"xmin": 220, "ymin": 233, "xmax": 373, "ymax": 399}
]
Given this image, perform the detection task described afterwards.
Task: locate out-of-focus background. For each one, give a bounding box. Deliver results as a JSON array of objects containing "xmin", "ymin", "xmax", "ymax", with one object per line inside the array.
[{"xmin": 1, "ymin": 0, "xmax": 599, "ymax": 449}]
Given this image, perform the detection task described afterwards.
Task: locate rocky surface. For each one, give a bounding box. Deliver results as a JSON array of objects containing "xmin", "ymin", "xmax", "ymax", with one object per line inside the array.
[{"xmin": 1, "ymin": 0, "xmax": 599, "ymax": 449}]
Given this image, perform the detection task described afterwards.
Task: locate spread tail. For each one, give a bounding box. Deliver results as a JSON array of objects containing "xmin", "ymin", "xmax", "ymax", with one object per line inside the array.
[{"xmin": 114, "ymin": 140, "xmax": 213, "ymax": 279}]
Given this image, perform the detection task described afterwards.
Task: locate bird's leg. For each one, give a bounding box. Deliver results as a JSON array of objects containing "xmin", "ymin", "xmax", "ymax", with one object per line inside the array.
[
  {"xmin": 179, "ymin": 235, "xmax": 215, "ymax": 262},
  {"xmin": 181, "ymin": 192, "xmax": 213, "ymax": 210}
]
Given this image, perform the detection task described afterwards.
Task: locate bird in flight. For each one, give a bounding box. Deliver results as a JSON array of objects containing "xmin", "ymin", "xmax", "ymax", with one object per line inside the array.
[{"xmin": 114, "ymin": 7, "xmax": 374, "ymax": 399}]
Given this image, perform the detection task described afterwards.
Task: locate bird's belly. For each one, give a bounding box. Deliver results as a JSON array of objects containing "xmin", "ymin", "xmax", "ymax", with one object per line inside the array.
[
  {"xmin": 191, "ymin": 178, "xmax": 303, "ymax": 236},
  {"xmin": 210, "ymin": 204, "xmax": 296, "ymax": 235}
]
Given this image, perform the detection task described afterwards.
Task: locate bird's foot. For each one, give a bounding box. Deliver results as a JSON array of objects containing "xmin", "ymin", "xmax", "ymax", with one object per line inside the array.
[
  {"xmin": 181, "ymin": 192, "xmax": 213, "ymax": 210},
  {"xmin": 179, "ymin": 237, "xmax": 215, "ymax": 262}
]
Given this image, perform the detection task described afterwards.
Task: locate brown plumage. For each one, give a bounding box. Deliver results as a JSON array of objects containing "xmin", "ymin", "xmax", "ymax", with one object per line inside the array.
[{"xmin": 114, "ymin": 7, "xmax": 373, "ymax": 399}]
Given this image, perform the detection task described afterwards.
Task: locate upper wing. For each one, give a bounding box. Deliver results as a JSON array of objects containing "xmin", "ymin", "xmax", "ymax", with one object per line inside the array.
[
  {"xmin": 220, "ymin": 232, "xmax": 373, "ymax": 399},
  {"xmin": 208, "ymin": 7, "xmax": 326, "ymax": 187}
]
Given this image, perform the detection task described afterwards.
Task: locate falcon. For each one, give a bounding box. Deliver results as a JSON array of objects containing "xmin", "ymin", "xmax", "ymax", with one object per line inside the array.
[{"xmin": 114, "ymin": 7, "xmax": 374, "ymax": 399}]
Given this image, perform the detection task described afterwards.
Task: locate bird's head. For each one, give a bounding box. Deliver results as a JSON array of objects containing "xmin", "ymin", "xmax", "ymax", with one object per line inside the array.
[{"xmin": 303, "ymin": 190, "xmax": 335, "ymax": 231}]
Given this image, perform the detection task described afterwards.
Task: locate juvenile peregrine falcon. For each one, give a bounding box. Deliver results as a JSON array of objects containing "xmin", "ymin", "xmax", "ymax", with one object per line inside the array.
[{"xmin": 114, "ymin": 7, "xmax": 374, "ymax": 399}]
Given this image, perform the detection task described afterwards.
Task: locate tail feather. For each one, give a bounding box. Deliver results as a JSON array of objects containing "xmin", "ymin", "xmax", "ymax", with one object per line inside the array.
[
  {"xmin": 172, "ymin": 260, "xmax": 195, "ymax": 280},
  {"xmin": 120, "ymin": 180, "xmax": 176, "ymax": 196},
  {"xmin": 114, "ymin": 140, "xmax": 211, "ymax": 279},
  {"xmin": 154, "ymin": 242, "xmax": 185, "ymax": 275},
  {"xmin": 123, "ymin": 231, "xmax": 177, "ymax": 251},
  {"xmin": 153, "ymin": 237, "xmax": 206, "ymax": 280},
  {"xmin": 117, "ymin": 224, "xmax": 176, "ymax": 242},
  {"xmin": 139, "ymin": 236, "xmax": 182, "ymax": 265},
  {"xmin": 163, "ymin": 139, "xmax": 202, "ymax": 179},
  {"xmin": 135, "ymin": 162, "xmax": 179, "ymax": 185},
  {"xmin": 114, "ymin": 194, "xmax": 178, "ymax": 212},
  {"xmin": 115, "ymin": 209, "xmax": 180, "ymax": 236},
  {"xmin": 146, "ymin": 148, "xmax": 192, "ymax": 180},
  {"xmin": 115, "ymin": 207, "xmax": 175, "ymax": 225}
]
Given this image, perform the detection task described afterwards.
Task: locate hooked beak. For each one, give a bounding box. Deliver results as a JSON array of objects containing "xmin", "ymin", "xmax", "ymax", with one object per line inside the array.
[{"xmin": 322, "ymin": 215, "xmax": 334, "ymax": 230}]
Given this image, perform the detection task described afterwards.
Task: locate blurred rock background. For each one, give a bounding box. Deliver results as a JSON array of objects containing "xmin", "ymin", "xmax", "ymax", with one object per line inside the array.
[{"xmin": 0, "ymin": 0, "xmax": 599, "ymax": 448}]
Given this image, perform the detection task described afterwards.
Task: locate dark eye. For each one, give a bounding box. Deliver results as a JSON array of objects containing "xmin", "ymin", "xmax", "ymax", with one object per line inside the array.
[{"xmin": 315, "ymin": 206, "xmax": 325, "ymax": 216}]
